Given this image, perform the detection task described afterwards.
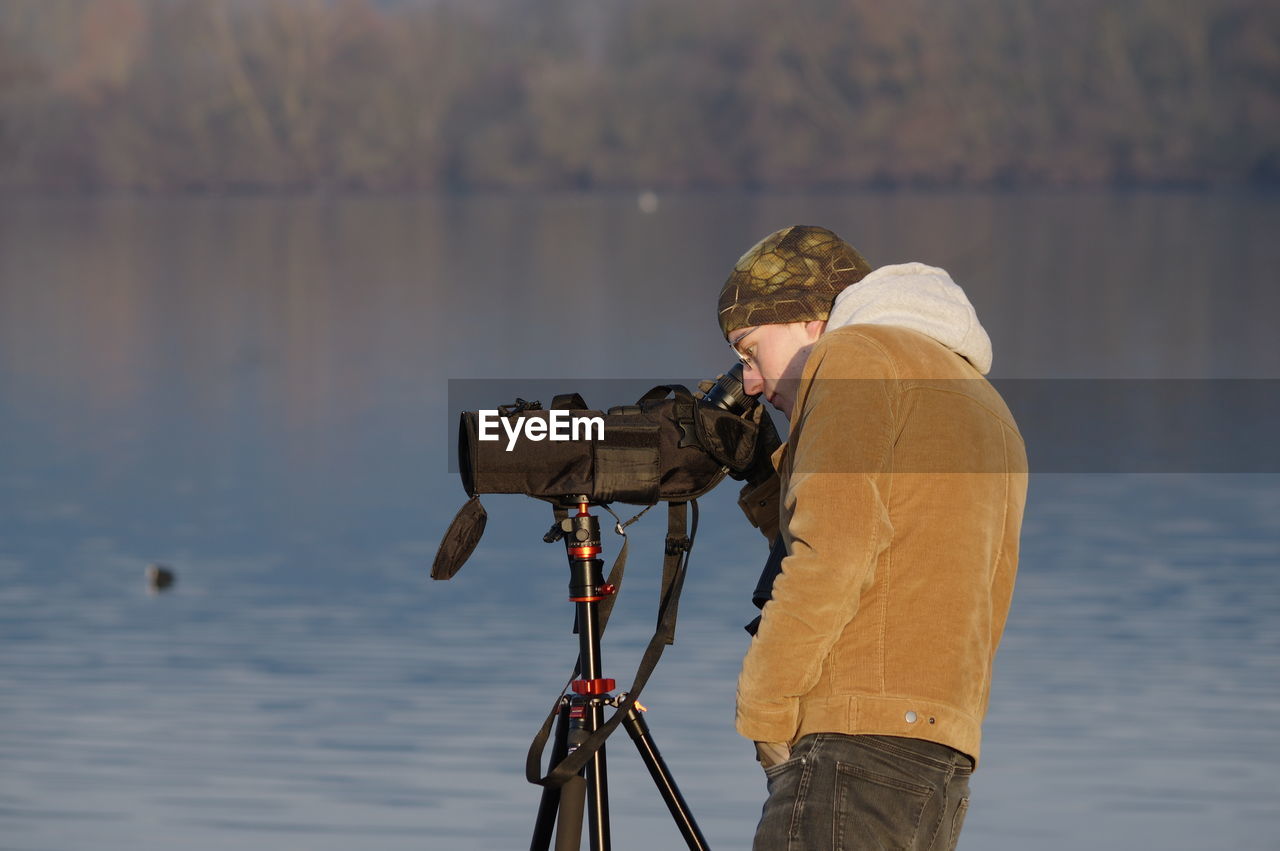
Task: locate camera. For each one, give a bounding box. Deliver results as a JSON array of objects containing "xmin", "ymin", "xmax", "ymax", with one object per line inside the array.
[
  {"xmin": 455, "ymin": 365, "xmax": 762, "ymax": 506},
  {"xmin": 433, "ymin": 364, "xmax": 767, "ymax": 580}
]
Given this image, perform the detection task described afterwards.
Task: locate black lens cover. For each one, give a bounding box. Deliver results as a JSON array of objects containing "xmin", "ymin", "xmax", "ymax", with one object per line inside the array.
[{"xmin": 431, "ymin": 495, "xmax": 488, "ymax": 580}]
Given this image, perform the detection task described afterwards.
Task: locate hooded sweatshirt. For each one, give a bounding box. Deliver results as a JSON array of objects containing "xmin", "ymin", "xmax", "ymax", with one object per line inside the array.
[
  {"xmin": 734, "ymin": 262, "xmax": 1027, "ymax": 766},
  {"xmin": 826, "ymin": 262, "xmax": 993, "ymax": 374}
]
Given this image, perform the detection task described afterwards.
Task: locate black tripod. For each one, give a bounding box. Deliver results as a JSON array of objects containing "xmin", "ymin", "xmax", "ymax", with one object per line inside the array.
[{"xmin": 529, "ymin": 500, "xmax": 710, "ymax": 851}]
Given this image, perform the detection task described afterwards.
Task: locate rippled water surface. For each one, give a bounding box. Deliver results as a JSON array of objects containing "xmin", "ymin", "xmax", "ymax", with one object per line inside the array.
[{"xmin": 2, "ymin": 193, "xmax": 1278, "ymax": 850}]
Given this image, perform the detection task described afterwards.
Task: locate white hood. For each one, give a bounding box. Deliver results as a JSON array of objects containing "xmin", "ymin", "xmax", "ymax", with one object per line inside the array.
[{"xmin": 826, "ymin": 262, "xmax": 993, "ymax": 374}]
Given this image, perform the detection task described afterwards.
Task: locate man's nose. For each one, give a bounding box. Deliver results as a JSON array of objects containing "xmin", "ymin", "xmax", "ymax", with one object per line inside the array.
[{"xmin": 742, "ymin": 364, "xmax": 764, "ymax": 397}]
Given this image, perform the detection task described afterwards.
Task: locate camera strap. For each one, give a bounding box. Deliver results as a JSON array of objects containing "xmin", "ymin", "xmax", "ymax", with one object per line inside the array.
[{"xmin": 525, "ymin": 500, "xmax": 697, "ymax": 789}]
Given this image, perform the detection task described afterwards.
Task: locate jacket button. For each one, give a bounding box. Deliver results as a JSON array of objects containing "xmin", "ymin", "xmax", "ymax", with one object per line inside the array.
[{"xmin": 905, "ymin": 711, "xmax": 917, "ymax": 723}]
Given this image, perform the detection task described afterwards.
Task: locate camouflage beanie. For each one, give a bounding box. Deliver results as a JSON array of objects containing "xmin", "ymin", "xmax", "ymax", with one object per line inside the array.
[{"xmin": 718, "ymin": 225, "xmax": 872, "ymax": 339}]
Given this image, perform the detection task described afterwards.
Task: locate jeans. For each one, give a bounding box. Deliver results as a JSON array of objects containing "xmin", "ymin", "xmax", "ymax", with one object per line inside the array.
[{"xmin": 752, "ymin": 733, "xmax": 973, "ymax": 851}]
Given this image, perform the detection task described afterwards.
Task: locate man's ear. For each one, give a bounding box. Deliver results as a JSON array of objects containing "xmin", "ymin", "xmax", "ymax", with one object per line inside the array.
[{"xmin": 804, "ymin": 320, "xmax": 827, "ymax": 341}]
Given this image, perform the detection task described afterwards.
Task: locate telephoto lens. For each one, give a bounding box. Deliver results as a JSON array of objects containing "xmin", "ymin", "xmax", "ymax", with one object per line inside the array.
[{"xmin": 700, "ymin": 363, "xmax": 757, "ymax": 416}]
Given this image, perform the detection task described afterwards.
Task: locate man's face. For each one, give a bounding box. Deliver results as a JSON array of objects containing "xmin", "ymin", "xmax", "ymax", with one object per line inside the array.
[{"xmin": 729, "ymin": 320, "xmax": 826, "ymax": 419}]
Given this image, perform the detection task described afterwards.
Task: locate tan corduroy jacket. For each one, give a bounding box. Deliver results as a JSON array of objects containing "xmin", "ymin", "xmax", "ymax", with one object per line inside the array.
[{"xmin": 735, "ymin": 324, "xmax": 1028, "ymax": 766}]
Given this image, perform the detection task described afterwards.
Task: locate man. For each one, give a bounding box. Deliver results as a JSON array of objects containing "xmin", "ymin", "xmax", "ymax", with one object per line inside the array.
[{"xmin": 719, "ymin": 225, "xmax": 1028, "ymax": 850}]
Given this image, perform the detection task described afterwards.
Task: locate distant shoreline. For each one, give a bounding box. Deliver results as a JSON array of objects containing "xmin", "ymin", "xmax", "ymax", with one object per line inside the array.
[
  {"xmin": 3, "ymin": 0, "xmax": 1276, "ymax": 196},
  {"xmin": 3, "ymin": 183, "xmax": 1278, "ymax": 202}
]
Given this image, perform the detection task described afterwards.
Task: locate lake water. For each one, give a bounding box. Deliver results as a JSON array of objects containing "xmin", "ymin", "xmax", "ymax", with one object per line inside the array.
[{"xmin": 1, "ymin": 192, "xmax": 1278, "ymax": 850}]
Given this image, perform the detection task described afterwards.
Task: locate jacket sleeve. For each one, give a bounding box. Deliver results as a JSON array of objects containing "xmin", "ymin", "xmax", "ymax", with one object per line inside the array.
[
  {"xmin": 737, "ymin": 474, "xmax": 781, "ymax": 542},
  {"xmin": 735, "ymin": 333, "xmax": 897, "ymax": 744}
]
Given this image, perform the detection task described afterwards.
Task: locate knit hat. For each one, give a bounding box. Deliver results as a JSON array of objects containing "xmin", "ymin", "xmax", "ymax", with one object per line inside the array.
[{"xmin": 718, "ymin": 225, "xmax": 872, "ymax": 339}]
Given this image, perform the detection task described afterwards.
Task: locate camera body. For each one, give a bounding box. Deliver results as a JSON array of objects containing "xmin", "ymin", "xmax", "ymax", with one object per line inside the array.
[
  {"xmin": 433, "ymin": 365, "xmax": 767, "ymax": 580},
  {"xmin": 457, "ymin": 365, "xmax": 761, "ymax": 506}
]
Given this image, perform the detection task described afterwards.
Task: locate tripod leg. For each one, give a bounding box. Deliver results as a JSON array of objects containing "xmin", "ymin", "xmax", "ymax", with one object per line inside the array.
[
  {"xmin": 558, "ymin": 698, "xmax": 609, "ymax": 851},
  {"xmin": 585, "ymin": 734, "xmax": 610, "ymax": 851},
  {"xmin": 554, "ymin": 775, "xmax": 586, "ymax": 851},
  {"xmin": 622, "ymin": 706, "xmax": 710, "ymax": 851},
  {"xmin": 540, "ymin": 697, "xmax": 609, "ymax": 851},
  {"xmin": 531, "ymin": 701, "xmax": 573, "ymax": 851}
]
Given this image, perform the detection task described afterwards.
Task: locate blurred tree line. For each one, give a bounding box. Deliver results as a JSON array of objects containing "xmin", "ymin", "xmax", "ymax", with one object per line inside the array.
[{"xmin": 1, "ymin": 0, "xmax": 1277, "ymax": 193}]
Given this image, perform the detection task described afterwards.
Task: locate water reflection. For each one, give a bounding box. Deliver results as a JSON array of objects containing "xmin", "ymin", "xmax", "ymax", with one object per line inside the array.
[{"xmin": 1, "ymin": 193, "xmax": 1278, "ymax": 849}]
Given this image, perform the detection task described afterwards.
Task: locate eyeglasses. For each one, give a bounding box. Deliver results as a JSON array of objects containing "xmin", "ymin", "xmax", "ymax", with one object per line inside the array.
[{"xmin": 730, "ymin": 327, "xmax": 761, "ymax": 371}]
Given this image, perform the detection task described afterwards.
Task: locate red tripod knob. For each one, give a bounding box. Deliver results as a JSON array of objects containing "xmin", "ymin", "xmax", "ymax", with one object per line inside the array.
[{"xmin": 571, "ymin": 678, "xmax": 616, "ymax": 696}]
